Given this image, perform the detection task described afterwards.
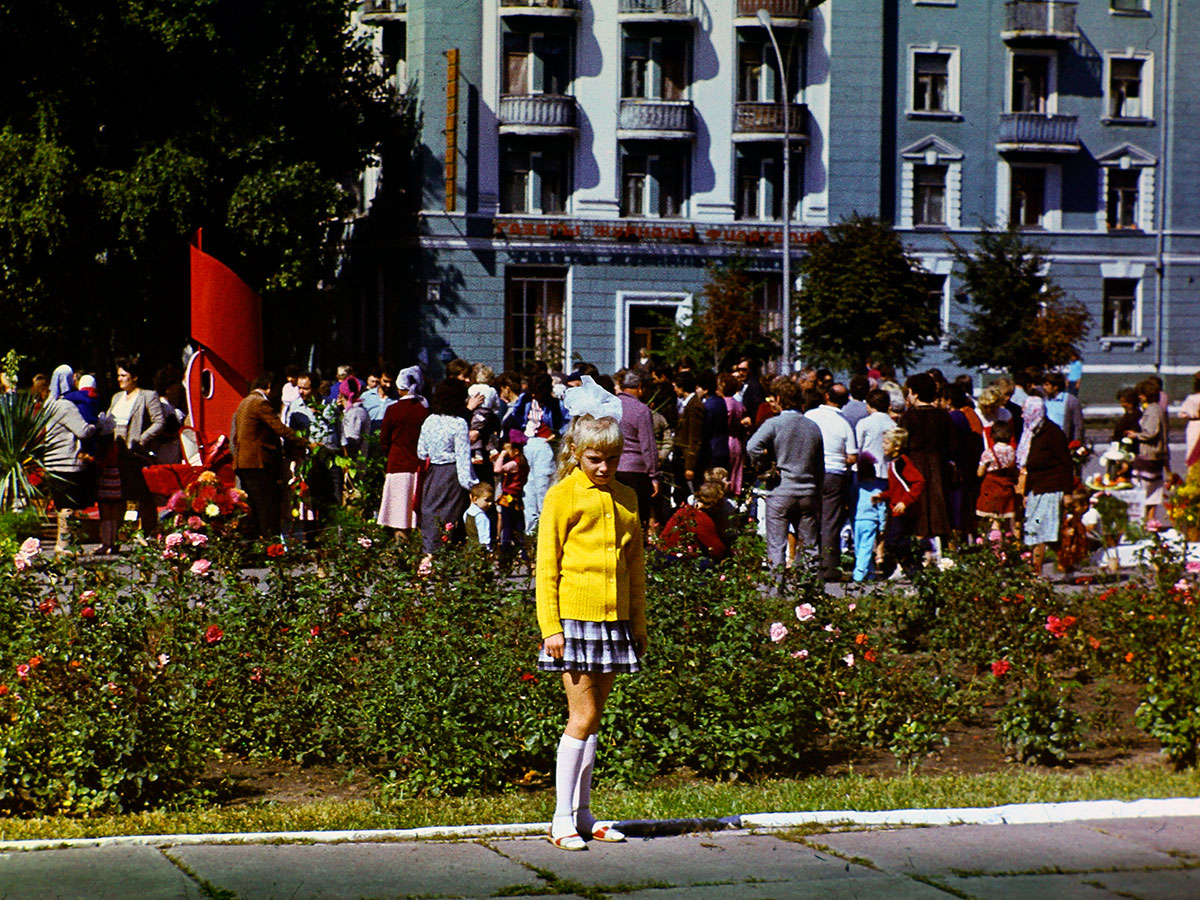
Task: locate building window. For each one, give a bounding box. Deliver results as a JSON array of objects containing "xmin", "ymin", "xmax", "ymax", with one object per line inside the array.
[
  {"xmin": 622, "ymin": 35, "xmax": 686, "ymax": 100},
  {"xmin": 913, "ymin": 52, "xmax": 949, "ymax": 112},
  {"xmin": 1108, "ymin": 57, "xmax": 1147, "ymax": 119},
  {"xmin": 1010, "ymin": 167, "xmax": 1046, "ymax": 228},
  {"xmin": 754, "ymin": 274, "xmax": 783, "ymax": 338},
  {"xmin": 1011, "ymin": 54, "xmax": 1050, "ymax": 113},
  {"xmin": 1111, "ymin": 0, "xmax": 1149, "ymax": 13},
  {"xmin": 621, "ymin": 145, "xmax": 686, "ymax": 218},
  {"xmin": 738, "ymin": 37, "xmax": 800, "ymax": 103},
  {"xmin": 913, "ymin": 165, "xmax": 947, "ymax": 226},
  {"xmin": 1106, "ymin": 169, "xmax": 1140, "ymax": 230},
  {"xmin": 923, "ymin": 273, "xmax": 950, "ymax": 333},
  {"xmin": 503, "ymin": 31, "xmax": 570, "ymax": 95},
  {"xmin": 735, "ymin": 148, "xmax": 801, "ymax": 221},
  {"xmin": 1102, "ymin": 278, "xmax": 1139, "ymax": 337},
  {"xmin": 506, "ymin": 268, "xmax": 567, "ymax": 371},
  {"xmin": 500, "ymin": 144, "xmax": 568, "ymax": 214}
]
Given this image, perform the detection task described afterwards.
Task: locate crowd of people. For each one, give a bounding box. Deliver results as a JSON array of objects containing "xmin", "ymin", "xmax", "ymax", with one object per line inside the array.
[{"xmin": 11, "ymin": 351, "xmax": 1188, "ymax": 579}]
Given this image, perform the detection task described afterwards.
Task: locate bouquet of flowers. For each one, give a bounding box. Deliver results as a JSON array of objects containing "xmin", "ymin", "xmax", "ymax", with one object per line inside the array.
[
  {"xmin": 1166, "ymin": 474, "xmax": 1200, "ymax": 540},
  {"xmin": 1068, "ymin": 440, "xmax": 1092, "ymax": 466},
  {"xmin": 165, "ymin": 471, "xmax": 248, "ymax": 535}
]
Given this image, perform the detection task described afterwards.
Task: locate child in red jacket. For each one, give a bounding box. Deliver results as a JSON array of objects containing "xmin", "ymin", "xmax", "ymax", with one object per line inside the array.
[{"xmin": 880, "ymin": 428, "xmax": 927, "ymax": 579}]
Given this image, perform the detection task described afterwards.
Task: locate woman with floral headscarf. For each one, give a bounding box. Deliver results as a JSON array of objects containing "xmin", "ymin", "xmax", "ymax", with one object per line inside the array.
[{"xmin": 1017, "ymin": 396, "xmax": 1074, "ymax": 574}]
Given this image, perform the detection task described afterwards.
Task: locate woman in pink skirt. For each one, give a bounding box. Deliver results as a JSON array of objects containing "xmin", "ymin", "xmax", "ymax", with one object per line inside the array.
[
  {"xmin": 718, "ymin": 374, "xmax": 748, "ymax": 494},
  {"xmin": 376, "ymin": 367, "xmax": 429, "ymax": 536}
]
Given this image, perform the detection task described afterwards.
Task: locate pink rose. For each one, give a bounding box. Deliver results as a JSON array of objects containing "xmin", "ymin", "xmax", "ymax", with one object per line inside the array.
[
  {"xmin": 187, "ymin": 516, "xmax": 205, "ymax": 529},
  {"xmin": 795, "ymin": 603, "xmax": 816, "ymax": 622},
  {"xmin": 19, "ymin": 537, "xmax": 41, "ymax": 556},
  {"xmin": 12, "ymin": 553, "xmax": 30, "ymax": 571},
  {"xmin": 190, "ymin": 558, "xmax": 212, "ymax": 576},
  {"xmin": 357, "ymin": 537, "xmax": 373, "ymax": 548},
  {"xmin": 847, "ymin": 602, "xmax": 857, "ymax": 612},
  {"xmin": 80, "ymin": 590, "xmax": 97, "ymax": 602},
  {"xmin": 1174, "ymin": 579, "xmax": 1190, "ymax": 593},
  {"xmin": 791, "ymin": 649, "xmax": 809, "ymax": 659},
  {"xmin": 164, "ymin": 532, "xmax": 185, "ymax": 549},
  {"xmin": 1187, "ymin": 561, "xmax": 1200, "ymax": 573},
  {"xmin": 843, "ymin": 653, "xmax": 855, "ymax": 667},
  {"xmin": 184, "ymin": 531, "xmax": 208, "ymax": 547},
  {"xmin": 16, "ymin": 664, "xmax": 30, "ymax": 679},
  {"xmin": 724, "ymin": 607, "xmax": 737, "ymax": 616},
  {"xmin": 167, "ymin": 490, "xmax": 188, "ymax": 512},
  {"xmin": 769, "ymin": 622, "xmax": 789, "ymax": 642}
]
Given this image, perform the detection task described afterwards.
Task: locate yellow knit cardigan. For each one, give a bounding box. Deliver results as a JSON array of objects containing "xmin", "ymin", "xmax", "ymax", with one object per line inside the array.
[{"xmin": 535, "ymin": 467, "xmax": 647, "ymax": 641}]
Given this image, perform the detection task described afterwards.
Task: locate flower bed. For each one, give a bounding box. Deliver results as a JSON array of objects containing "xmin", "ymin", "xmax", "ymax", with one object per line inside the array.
[{"xmin": 2, "ymin": 510, "xmax": 1197, "ymax": 816}]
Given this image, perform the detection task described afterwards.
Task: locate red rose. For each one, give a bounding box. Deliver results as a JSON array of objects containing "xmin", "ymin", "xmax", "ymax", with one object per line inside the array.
[
  {"xmin": 204, "ymin": 625, "xmax": 224, "ymax": 644},
  {"xmin": 266, "ymin": 543, "xmax": 286, "ymax": 558},
  {"xmin": 81, "ymin": 606, "xmax": 96, "ymax": 619},
  {"xmin": 991, "ymin": 659, "xmax": 1012, "ymax": 678}
]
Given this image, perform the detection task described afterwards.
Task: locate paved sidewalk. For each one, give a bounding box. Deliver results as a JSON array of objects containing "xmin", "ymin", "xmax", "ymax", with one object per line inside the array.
[{"xmin": 2, "ymin": 816, "xmax": 1199, "ymax": 899}]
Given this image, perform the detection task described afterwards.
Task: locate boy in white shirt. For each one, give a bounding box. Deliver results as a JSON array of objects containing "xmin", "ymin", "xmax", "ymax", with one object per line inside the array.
[{"xmin": 463, "ymin": 482, "xmax": 494, "ymax": 550}]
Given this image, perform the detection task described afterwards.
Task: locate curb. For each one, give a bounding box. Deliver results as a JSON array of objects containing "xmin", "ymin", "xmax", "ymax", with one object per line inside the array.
[{"xmin": 3, "ymin": 797, "xmax": 1200, "ymax": 853}]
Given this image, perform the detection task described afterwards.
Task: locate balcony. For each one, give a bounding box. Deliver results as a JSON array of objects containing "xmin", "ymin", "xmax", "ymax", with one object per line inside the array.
[
  {"xmin": 499, "ymin": 0, "xmax": 580, "ymax": 18},
  {"xmin": 617, "ymin": 99, "xmax": 695, "ymax": 138},
  {"xmin": 733, "ymin": 101, "xmax": 809, "ymax": 140},
  {"xmin": 361, "ymin": 0, "xmax": 406, "ymax": 20},
  {"xmin": 498, "ymin": 95, "xmax": 578, "ymax": 135},
  {"xmin": 1001, "ymin": 1, "xmax": 1078, "ymax": 43},
  {"xmin": 734, "ymin": 0, "xmax": 811, "ymax": 28},
  {"xmin": 997, "ymin": 113, "xmax": 1079, "ymax": 152},
  {"xmin": 618, "ymin": 0, "xmax": 697, "ymax": 24}
]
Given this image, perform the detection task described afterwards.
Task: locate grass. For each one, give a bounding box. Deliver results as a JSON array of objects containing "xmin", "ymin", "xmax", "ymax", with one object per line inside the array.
[{"xmin": 3, "ymin": 763, "xmax": 1200, "ymax": 843}]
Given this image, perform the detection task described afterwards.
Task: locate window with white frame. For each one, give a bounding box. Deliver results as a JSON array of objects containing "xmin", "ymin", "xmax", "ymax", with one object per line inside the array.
[
  {"xmin": 900, "ymin": 136, "xmax": 963, "ymax": 229},
  {"xmin": 621, "ymin": 143, "xmax": 687, "ymax": 218},
  {"xmin": 500, "ymin": 143, "xmax": 569, "ymax": 214},
  {"xmin": 1096, "ymin": 144, "xmax": 1156, "ymax": 232},
  {"xmin": 909, "ymin": 47, "xmax": 959, "ymax": 115},
  {"xmin": 1102, "ymin": 278, "xmax": 1139, "ymax": 337},
  {"xmin": 1010, "ymin": 53, "xmax": 1052, "ymax": 113},
  {"xmin": 503, "ymin": 31, "xmax": 571, "ymax": 95},
  {"xmin": 1010, "ymin": 166, "xmax": 1046, "ymax": 228},
  {"xmin": 622, "ymin": 34, "xmax": 686, "ymax": 100},
  {"xmin": 1105, "ymin": 54, "xmax": 1152, "ymax": 121},
  {"xmin": 506, "ymin": 267, "xmax": 567, "ymax": 371},
  {"xmin": 735, "ymin": 147, "xmax": 801, "ymax": 221}
]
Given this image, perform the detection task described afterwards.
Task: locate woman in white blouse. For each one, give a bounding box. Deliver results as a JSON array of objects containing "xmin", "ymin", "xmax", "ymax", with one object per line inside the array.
[
  {"xmin": 106, "ymin": 357, "xmax": 165, "ymax": 538},
  {"xmin": 416, "ymin": 379, "xmax": 480, "ymax": 573}
]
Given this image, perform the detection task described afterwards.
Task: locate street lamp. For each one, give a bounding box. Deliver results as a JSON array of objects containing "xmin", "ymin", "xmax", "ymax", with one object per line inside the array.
[{"xmin": 756, "ymin": 8, "xmax": 792, "ymax": 373}]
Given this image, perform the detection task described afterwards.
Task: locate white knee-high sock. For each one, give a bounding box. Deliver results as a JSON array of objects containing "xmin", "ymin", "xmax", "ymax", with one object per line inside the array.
[
  {"xmin": 552, "ymin": 734, "xmax": 588, "ymax": 836},
  {"xmin": 574, "ymin": 734, "xmax": 598, "ymax": 835}
]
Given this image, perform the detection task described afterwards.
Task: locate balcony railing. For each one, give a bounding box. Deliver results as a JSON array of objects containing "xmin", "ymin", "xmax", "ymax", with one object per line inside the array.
[
  {"xmin": 499, "ymin": 95, "xmax": 578, "ymax": 133},
  {"xmin": 362, "ymin": 0, "xmax": 406, "ymax": 16},
  {"xmin": 1002, "ymin": 1, "xmax": 1078, "ymax": 41},
  {"xmin": 735, "ymin": 0, "xmax": 809, "ymax": 23},
  {"xmin": 734, "ymin": 101, "xmax": 809, "ymax": 138},
  {"xmin": 618, "ymin": 99, "xmax": 695, "ymax": 135},
  {"xmin": 618, "ymin": 0, "xmax": 696, "ymax": 19},
  {"xmin": 997, "ymin": 112, "xmax": 1079, "ymax": 150},
  {"xmin": 499, "ymin": 0, "xmax": 580, "ymax": 13}
]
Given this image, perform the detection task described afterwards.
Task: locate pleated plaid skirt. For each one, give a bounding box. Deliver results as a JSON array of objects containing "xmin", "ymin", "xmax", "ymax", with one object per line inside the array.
[{"xmin": 537, "ymin": 619, "xmax": 641, "ymax": 674}]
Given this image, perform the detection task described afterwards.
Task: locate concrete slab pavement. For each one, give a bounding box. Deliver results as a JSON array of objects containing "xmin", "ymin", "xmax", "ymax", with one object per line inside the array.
[{"xmin": 0, "ymin": 844, "xmax": 200, "ymax": 900}]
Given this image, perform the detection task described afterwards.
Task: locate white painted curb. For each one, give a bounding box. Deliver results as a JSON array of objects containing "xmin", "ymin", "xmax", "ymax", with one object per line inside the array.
[
  {"xmin": 740, "ymin": 797, "xmax": 1200, "ymax": 829},
  {"xmin": 3, "ymin": 797, "xmax": 1200, "ymax": 852}
]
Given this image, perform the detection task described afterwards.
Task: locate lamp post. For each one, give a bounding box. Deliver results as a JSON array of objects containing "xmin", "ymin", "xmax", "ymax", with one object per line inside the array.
[{"xmin": 756, "ymin": 7, "xmax": 792, "ymax": 373}]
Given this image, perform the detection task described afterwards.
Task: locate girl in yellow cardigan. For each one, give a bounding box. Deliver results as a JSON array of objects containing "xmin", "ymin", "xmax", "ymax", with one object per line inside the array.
[{"xmin": 537, "ymin": 415, "xmax": 648, "ymax": 851}]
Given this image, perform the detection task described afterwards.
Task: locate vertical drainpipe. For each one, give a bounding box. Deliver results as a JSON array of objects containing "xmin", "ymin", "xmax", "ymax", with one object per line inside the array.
[{"xmin": 1154, "ymin": 0, "xmax": 1172, "ymax": 375}]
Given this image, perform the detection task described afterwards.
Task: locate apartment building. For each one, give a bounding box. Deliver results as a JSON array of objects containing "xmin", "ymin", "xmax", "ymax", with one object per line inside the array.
[{"xmin": 354, "ymin": 0, "xmax": 1198, "ymax": 398}]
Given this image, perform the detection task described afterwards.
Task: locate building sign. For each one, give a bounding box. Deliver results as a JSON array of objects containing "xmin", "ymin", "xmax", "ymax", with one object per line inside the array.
[{"xmin": 493, "ymin": 217, "xmax": 822, "ymax": 247}]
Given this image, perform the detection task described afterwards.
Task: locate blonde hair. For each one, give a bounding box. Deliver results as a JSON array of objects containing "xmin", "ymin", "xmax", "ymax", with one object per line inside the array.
[
  {"xmin": 557, "ymin": 415, "xmax": 623, "ymax": 481},
  {"xmin": 977, "ymin": 385, "xmax": 1006, "ymax": 416},
  {"xmin": 882, "ymin": 427, "xmax": 908, "ymax": 457},
  {"xmin": 704, "ymin": 467, "xmax": 730, "ymax": 486}
]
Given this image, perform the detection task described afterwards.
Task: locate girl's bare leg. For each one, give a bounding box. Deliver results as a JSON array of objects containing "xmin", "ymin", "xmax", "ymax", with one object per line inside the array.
[{"xmin": 562, "ymin": 671, "xmax": 615, "ymax": 739}]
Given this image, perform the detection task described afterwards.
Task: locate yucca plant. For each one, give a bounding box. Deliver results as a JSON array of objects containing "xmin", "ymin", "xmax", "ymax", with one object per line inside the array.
[{"xmin": 0, "ymin": 391, "xmax": 57, "ymax": 511}]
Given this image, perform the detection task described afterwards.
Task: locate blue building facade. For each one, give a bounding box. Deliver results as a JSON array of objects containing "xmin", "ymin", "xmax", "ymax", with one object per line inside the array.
[{"xmin": 355, "ymin": 0, "xmax": 1199, "ymax": 400}]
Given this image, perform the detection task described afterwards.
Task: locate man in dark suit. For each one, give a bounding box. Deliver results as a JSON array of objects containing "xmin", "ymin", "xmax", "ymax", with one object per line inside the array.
[
  {"xmin": 671, "ymin": 370, "xmax": 704, "ymax": 503},
  {"xmin": 232, "ymin": 373, "xmax": 308, "ymax": 539}
]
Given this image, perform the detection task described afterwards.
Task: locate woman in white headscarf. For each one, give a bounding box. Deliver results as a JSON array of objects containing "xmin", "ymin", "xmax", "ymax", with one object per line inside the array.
[
  {"xmin": 1017, "ymin": 396, "xmax": 1074, "ymax": 574},
  {"xmin": 49, "ymin": 364, "xmax": 75, "ymax": 401},
  {"xmin": 376, "ymin": 366, "xmax": 431, "ymax": 536}
]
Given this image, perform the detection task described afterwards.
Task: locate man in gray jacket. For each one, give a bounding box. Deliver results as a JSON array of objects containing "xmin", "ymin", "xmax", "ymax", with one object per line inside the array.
[{"xmin": 747, "ymin": 377, "xmax": 825, "ymax": 570}]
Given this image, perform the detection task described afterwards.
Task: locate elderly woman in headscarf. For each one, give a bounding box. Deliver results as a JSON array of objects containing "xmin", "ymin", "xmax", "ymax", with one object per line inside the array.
[
  {"xmin": 376, "ymin": 366, "xmax": 431, "ymax": 537},
  {"xmin": 36, "ymin": 369, "xmax": 97, "ymax": 554},
  {"xmin": 1017, "ymin": 396, "xmax": 1075, "ymax": 574}
]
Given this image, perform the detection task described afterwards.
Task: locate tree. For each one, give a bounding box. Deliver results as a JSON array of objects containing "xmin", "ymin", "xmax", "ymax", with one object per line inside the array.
[
  {"xmin": 663, "ymin": 256, "xmax": 779, "ymax": 370},
  {"xmin": 794, "ymin": 215, "xmax": 941, "ymax": 373},
  {"xmin": 948, "ymin": 224, "xmax": 1090, "ymax": 375},
  {"xmin": 0, "ymin": 1, "xmax": 396, "ymax": 376}
]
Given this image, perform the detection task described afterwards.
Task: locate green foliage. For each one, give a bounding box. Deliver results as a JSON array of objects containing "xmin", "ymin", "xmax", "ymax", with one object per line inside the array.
[
  {"xmin": 0, "ymin": 1, "xmax": 396, "ymax": 368},
  {"xmin": 948, "ymin": 223, "xmax": 1090, "ymax": 375},
  {"xmin": 996, "ymin": 683, "xmax": 1086, "ymax": 765},
  {"xmin": 0, "ymin": 391, "xmax": 59, "ymax": 511},
  {"xmin": 795, "ymin": 214, "xmax": 941, "ymax": 372}
]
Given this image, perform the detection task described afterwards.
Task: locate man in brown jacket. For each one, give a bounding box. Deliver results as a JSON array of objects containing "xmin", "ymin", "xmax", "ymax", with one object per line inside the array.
[
  {"xmin": 233, "ymin": 373, "xmax": 308, "ymax": 539},
  {"xmin": 671, "ymin": 370, "xmax": 704, "ymax": 503}
]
